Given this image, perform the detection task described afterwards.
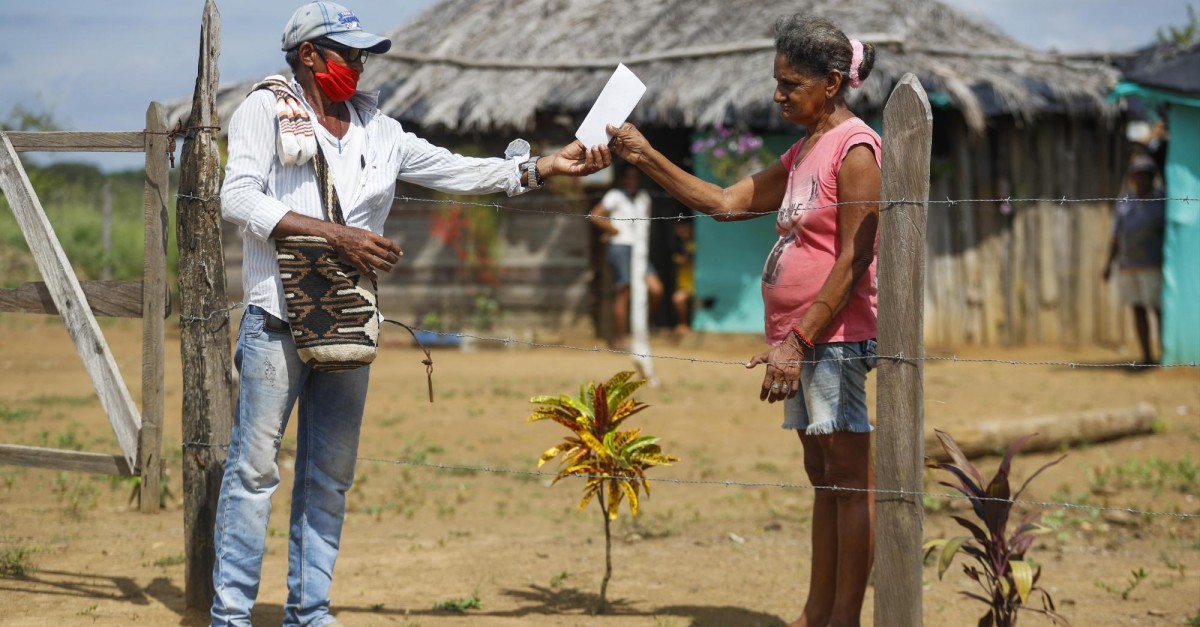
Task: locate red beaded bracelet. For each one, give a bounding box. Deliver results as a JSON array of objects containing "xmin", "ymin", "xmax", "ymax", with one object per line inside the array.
[{"xmin": 791, "ymin": 326, "xmax": 814, "ymax": 350}]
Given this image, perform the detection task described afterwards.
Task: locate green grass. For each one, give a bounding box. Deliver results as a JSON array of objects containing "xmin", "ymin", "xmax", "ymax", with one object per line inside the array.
[
  {"xmin": 153, "ymin": 554, "xmax": 185, "ymax": 568},
  {"xmin": 0, "ymin": 547, "xmax": 36, "ymax": 578},
  {"xmin": 0, "ymin": 160, "xmax": 180, "ymax": 288},
  {"xmin": 29, "ymin": 394, "xmax": 95, "ymax": 407},
  {"xmin": 0, "ymin": 404, "xmax": 37, "ymax": 423},
  {"xmin": 432, "ymin": 595, "xmax": 482, "ymax": 612}
]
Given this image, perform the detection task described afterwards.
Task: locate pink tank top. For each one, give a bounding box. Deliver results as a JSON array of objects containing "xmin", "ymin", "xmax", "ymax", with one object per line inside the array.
[{"xmin": 761, "ymin": 117, "xmax": 881, "ymax": 345}]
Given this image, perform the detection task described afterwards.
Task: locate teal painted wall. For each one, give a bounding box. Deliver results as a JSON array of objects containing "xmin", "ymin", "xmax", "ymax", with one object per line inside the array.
[
  {"xmin": 1162, "ymin": 105, "xmax": 1200, "ymax": 365},
  {"xmin": 690, "ymin": 132, "xmax": 801, "ymax": 334}
]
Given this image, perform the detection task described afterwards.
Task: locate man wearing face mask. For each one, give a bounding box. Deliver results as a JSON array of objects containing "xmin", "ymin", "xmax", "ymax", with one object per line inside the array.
[{"xmin": 214, "ymin": 3, "xmax": 611, "ymax": 626}]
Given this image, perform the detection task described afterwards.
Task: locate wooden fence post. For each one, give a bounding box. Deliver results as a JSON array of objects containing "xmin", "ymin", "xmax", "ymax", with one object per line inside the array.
[
  {"xmin": 874, "ymin": 73, "xmax": 932, "ymax": 626},
  {"xmin": 178, "ymin": 0, "xmax": 232, "ymax": 609},
  {"xmin": 138, "ymin": 102, "xmax": 169, "ymax": 513}
]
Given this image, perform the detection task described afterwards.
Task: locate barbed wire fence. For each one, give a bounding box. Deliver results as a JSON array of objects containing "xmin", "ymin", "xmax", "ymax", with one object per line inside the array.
[
  {"xmin": 174, "ymin": 189, "xmax": 1199, "ymax": 525},
  {"xmin": 174, "ymin": 440, "xmax": 1198, "ymax": 521}
]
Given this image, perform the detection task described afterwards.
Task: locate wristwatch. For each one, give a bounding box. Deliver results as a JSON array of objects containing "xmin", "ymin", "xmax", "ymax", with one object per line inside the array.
[{"xmin": 522, "ymin": 157, "xmax": 544, "ymax": 189}]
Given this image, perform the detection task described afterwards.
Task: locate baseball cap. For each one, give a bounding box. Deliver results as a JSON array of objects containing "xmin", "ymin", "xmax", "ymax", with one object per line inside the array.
[{"xmin": 281, "ymin": 1, "xmax": 392, "ymax": 54}]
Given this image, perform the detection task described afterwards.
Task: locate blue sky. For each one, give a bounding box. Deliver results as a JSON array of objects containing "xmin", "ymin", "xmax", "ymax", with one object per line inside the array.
[{"xmin": 0, "ymin": 0, "xmax": 1193, "ymax": 170}]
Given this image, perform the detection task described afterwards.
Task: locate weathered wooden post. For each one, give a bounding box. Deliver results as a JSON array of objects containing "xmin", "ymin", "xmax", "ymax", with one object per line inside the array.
[
  {"xmin": 101, "ymin": 181, "xmax": 113, "ymax": 281},
  {"xmin": 138, "ymin": 102, "xmax": 169, "ymax": 513},
  {"xmin": 874, "ymin": 73, "xmax": 931, "ymax": 626},
  {"xmin": 177, "ymin": 0, "xmax": 232, "ymax": 610}
]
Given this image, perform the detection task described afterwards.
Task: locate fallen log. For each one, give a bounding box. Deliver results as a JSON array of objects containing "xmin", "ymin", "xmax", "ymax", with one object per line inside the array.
[{"xmin": 925, "ymin": 402, "xmax": 1157, "ymax": 461}]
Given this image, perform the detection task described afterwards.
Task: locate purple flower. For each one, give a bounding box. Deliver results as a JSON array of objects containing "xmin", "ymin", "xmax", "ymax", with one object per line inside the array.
[{"xmin": 712, "ymin": 147, "xmax": 727, "ymax": 158}]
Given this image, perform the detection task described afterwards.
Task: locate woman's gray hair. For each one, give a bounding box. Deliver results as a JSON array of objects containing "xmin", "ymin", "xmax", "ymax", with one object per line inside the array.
[{"xmin": 774, "ymin": 15, "xmax": 876, "ymax": 94}]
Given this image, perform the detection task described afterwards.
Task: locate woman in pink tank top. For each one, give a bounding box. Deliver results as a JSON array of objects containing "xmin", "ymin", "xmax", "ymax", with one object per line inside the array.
[{"xmin": 610, "ymin": 15, "xmax": 880, "ymax": 626}]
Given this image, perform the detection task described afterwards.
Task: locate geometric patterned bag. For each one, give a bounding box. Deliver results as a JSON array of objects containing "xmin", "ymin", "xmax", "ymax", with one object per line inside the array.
[{"xmin": 275, "ymin": 143, "xmax": 380, "ymax": 372}]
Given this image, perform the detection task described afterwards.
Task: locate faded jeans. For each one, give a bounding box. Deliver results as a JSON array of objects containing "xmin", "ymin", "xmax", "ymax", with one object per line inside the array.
[{"xmin": 211, "ymin": 306, "xmax": 369, "ymax": 627}]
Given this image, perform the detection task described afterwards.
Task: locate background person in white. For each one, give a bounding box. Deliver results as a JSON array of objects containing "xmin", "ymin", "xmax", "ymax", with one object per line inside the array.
[
  {"xmin": 214, "ymin": 3, "xmax": 610, "ymax": 625},
  {"xmin": 590, "ymin": 165, "xmax": 664, "ymax": 349}
]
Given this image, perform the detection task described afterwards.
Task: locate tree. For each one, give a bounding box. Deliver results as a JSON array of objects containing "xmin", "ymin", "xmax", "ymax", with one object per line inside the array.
[
  {"xmin": 1157, "ymin": 3, "xmax": 1200, "ymax": 45},
  {"xmin": 0, "ymin": 104, "xmax": 61, "ymax": 133}
]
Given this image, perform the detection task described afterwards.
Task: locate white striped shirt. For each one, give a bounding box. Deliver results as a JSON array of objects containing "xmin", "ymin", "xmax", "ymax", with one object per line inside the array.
[{"xmin": 221, "ymin": 79, "xmax": 529, "ymax": 320}]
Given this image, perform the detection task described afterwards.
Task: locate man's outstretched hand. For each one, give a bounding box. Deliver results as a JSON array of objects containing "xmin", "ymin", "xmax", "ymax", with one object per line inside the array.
[{"xmin": 546, "ymin": 141, "xmax": 612, "ymax": 177}]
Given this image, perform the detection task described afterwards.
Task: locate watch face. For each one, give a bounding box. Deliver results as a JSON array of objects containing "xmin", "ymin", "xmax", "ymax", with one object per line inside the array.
[{"xmin": 505, "ymin": 139, "xmax": 531, "ymax": 159}]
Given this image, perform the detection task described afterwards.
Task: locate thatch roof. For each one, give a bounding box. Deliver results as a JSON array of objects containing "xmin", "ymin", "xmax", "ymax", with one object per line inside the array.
[
  {"xmin": 197, "ymin": 0, "xmax": 1120, "ymax": 134},
  {"xmin": 1118, "ymin": 42, "xmax": 1200, "ymax": 96}
]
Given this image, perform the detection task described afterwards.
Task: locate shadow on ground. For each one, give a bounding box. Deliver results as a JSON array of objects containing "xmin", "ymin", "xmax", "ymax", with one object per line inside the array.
[{"xmin": 4, "ymin": 571, "xmax": 786, "ymax": 626}]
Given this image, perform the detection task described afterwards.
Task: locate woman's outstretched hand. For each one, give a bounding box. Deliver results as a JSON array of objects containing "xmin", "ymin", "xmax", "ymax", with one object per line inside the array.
[{"xmin": 607, "ymin": 123, "xmax": 651, "ymax": 165}]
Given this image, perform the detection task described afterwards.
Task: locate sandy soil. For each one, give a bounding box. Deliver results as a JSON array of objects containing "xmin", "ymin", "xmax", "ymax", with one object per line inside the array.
[{"xmin": 0, "ymin": 316, "xmax": 1197, "ymax": 626}]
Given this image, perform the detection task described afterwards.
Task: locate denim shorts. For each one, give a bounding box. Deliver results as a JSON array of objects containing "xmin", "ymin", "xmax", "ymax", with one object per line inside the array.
[
  {"xmin": 607, "ymin": 244, "xmax": 658, "ymax": 288},
  {"xmin": 782, "ymin": 339, "xmax": 877, "ymax": 435}
]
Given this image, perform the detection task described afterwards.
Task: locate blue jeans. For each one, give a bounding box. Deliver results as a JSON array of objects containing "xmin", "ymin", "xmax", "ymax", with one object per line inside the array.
[{"xmin": 211, "ymin": 306, "xmax": 369, "ymax": 627}]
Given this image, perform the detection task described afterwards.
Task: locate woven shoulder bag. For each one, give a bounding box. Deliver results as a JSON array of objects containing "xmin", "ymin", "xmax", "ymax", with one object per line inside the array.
[{"xmin": 276, "ymin": 147, "xmax": 380, "ymax": 371}]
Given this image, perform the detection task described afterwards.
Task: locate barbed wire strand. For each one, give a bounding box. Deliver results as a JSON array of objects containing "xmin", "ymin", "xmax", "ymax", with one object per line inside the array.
[
  {"xmin": 395, "ymin": 194, "xmax": 1199, "ymax": 222},
  {"xmin": 174, "ymin": 306, "xmax": 1200, "ymax": 370},
  {"xmin": 177, "ymin": 441, "xmax": 1197, "ymax": 520}
]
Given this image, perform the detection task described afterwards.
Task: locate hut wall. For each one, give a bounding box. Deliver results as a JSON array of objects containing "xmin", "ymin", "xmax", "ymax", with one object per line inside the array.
[{"xmin": 924, "ymin": 111, "xmax": 1130, "ymax": 349}]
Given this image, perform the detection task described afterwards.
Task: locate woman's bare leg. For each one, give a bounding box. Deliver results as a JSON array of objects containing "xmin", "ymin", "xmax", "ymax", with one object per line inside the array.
[
  {"xmin": 823, "ymin": 431, "xmax": 874, "ymax": 627},
  {"xmin": 790, "ymin": 433, "xmax": 837, "ymax": 627}
]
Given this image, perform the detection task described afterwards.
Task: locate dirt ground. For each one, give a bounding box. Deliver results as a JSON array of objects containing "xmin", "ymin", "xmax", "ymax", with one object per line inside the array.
[{"xmin": 0, "ymin": 315, "xmax": 1197, "ymax": 626}]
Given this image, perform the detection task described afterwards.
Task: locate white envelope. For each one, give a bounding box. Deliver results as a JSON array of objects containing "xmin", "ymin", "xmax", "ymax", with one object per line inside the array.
[{"xmin": 575, "ymin": 63, "xmax": 647, "ymax": 148}]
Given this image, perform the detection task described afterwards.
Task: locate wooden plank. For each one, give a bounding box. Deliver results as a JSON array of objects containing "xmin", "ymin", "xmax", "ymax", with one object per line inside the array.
[
  {"xmin": 0, "ymin": 135, "xmax": 142, "ymax": 469},
  {"xmin": 4, "ymin": 131, "xmax": 145, "ymax": 153},
  {"xmin": 138, "ymin": 102, "xmax": 169, "ymax": 514},
  {"xmin": 924, "ymin": 174, "xmax": 949, "ymax": 344},
  {"xmin": 1037, "ymin": 203, "xmax": 1061, "ymax": 343},
  {"xmin": 1011, "ymin": 203, "xmax": 1028, "ymax": 343},
  {"xmin": 0, "ymin": 444, "xmax": 134, "ymax": 476},
  {"xmin": 972, "ymin": 128, "xmax": 1002, "ymax": 345},
  {"xmin": 998, "ymin": 123, "xmax": 1018, "ymax": 346},
  {"xmin": 875, "ymin": 73, "xmax": 931, "ymax": 627},
  {"xmin": 954, "ymin": 118, "xmax": 980, "ymax": 345},
  {"xmin": 1074, "ymin": 127, "xmax": 1097, "ymax": 345},
  {"xmin": 178, "ymin": 0, "xmax": 232, "ymax": 609},
  {"xmin": 0, "ymin": 280, "xmax": 144, "ymax": 317},
  {"xmin": 1024, "ymin": 203, "xmax": 1040, "ymax": 342}
]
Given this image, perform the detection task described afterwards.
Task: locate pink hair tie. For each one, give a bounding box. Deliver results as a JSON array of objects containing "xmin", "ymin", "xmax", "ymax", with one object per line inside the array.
[{"xmin": 848, "ymin": 39, "xmax": 864, "ymax": 88}]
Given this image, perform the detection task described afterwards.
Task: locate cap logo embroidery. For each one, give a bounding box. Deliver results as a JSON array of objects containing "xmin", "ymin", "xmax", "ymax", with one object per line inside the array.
[{"xmin": 336, "ymin": 11, "xmax": 361, "ymax": 30}]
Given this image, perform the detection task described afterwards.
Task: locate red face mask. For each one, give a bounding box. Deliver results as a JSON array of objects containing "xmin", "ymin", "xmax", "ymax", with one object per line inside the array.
[{"xmin": 313, "ymin": 58, "xmax": 360, "ymax": 102}]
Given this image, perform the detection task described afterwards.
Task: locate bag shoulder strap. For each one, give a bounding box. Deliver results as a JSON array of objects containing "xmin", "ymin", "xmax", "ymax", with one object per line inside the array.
[{"xmin": 311, "ymin": 148, "xmax": 346, "ymax": 226}]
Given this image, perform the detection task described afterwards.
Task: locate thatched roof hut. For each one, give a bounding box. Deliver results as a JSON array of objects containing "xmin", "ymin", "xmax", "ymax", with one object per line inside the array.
[{"xmin": 367, "ymin": 0, "xmax": 1118, "ymax": 134}]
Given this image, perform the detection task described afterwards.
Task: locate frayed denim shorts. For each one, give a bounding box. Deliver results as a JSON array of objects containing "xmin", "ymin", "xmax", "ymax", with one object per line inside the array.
[{"xmin": 782, "ymin": 339, "xmax": 877, "ymax": 435}]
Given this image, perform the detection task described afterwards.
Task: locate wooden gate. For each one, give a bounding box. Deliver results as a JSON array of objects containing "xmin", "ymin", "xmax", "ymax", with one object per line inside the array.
[{"xmin": 0, "ymin": 103, "xmax": 170, "ymax": 513}]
